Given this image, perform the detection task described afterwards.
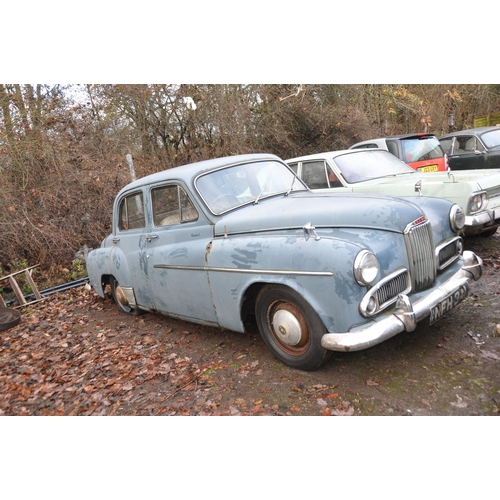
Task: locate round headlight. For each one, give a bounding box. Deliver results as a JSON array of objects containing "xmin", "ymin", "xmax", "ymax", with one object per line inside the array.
[
  {"xmin": 354, "ymin": 250, "xmax": 380, "ymax": 286},
  {"xmin": 450, "ymin": 204, "xmax": 465, "ymax": 232}
]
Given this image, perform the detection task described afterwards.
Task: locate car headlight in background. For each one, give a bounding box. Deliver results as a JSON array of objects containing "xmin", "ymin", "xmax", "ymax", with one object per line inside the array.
[
  {"xmin": 354, "ymin": 250, "xmax": 380, "ymax": 286},
  {"xmin": 467, "ymin": 191, "xmax": 488, "ymax": 214},
  {"xmin": 449, "ymin": 204, "xmax": 465, "ymax": 232}
]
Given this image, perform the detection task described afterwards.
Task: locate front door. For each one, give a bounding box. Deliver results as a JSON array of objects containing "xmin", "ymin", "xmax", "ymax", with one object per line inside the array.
[
  {"xmin": 449, "ymin": 135, "xmax": 486, "ymax": 170},
  {"xmin": 145, "ymin": 183, "xmax": 218, "ymax": 325}
]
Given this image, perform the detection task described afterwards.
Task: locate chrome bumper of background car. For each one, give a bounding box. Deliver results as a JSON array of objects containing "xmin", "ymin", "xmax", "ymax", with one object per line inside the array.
[
  {"xmin": 321, "ymin": 250, "xmax": 483, "ymax": 352},
  {"xmin": 465, "ymin": 210, "xmax": 497, "ymax": 227}
]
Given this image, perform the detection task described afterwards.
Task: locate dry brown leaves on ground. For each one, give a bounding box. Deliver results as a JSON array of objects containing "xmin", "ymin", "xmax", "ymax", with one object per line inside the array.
[{"xmin": 1, "ymin": 288, "xmax": 355, "ymax": 416}]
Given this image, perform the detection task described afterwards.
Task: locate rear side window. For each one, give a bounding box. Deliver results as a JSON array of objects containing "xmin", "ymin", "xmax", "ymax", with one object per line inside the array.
[
  {"xmin": 386, "ymin": 141, "xmax": 399, "ymax": 157},
  {"xmin": 439, "ymin": 138, "xmax": 453, "ymax": 155},
  {"xmin": 301, "ymin": 161, "xmax": 329, "ymax": 189},
  {"xmin": 118, "ymin": 192, "xmax": 145, "ymax": 231},
  {"xmin": 152, "ymin": 185, "xmax": 198, "ymax": 227},
  {"xmin": 352, "ymin": 143, "xmax": 378, "ymax": 150}
]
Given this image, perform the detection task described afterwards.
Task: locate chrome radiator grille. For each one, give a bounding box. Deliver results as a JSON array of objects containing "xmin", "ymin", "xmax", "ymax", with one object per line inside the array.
[
  {"xmin": 375, "ymin": 269, "xmax": 411, "ymax": 308},
  {"xmin": 437, "ymin": 237, "xmax": 462, "ymax": 270},
  {"xmin": 404, "ymin": 219, "xmax": 436, "ymax": 291}
]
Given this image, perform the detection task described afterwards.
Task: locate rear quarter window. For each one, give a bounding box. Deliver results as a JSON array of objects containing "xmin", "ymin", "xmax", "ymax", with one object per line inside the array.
[{"xmin": 118, "ymin": 192, "xmax": 145, "ymax": 231}]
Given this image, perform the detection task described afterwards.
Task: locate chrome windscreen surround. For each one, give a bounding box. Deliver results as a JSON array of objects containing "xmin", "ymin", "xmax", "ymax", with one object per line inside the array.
[
  {"xmin": 435, "ymin": 236, "xmax": 463, "ymax": 271},
  {"xmin": 359, "ymin": 267, "xmax": 411, "ymax": 317},
  {"xmin": 404, "ymin": 218, "xmax": 436, "ymax": 291}
]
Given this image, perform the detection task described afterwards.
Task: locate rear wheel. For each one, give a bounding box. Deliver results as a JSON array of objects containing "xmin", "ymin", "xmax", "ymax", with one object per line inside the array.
[
  {"xmin": 255, "ymin": 285, "xmax": 332, "ymax": 371},
  {"xmin": 110, "ymin": 277, "xmax": 144, "ymax": 316}
]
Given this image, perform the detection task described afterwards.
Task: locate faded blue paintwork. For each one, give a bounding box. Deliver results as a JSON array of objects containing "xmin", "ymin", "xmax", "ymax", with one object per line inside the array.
[{"xmin": 86, "ymin": 153, "xmax": 481, "ymax": 358}]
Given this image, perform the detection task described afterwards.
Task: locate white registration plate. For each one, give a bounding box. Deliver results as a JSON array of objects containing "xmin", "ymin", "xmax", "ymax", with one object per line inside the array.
[{"xmin": 429, "ymin": 283, "xmax": 469, "ymax": 325}]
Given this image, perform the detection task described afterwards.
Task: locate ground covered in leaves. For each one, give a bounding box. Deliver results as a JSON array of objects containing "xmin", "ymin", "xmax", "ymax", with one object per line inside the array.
[{"xmin": 1, "ymin": 235, "xmax": 500, "ymax": 416}]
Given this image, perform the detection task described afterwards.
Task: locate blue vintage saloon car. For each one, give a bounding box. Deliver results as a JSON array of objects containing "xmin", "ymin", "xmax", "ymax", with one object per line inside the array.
[{"xmin": 86, "ymin": 153, "xmax": 483, "ymax": 371}]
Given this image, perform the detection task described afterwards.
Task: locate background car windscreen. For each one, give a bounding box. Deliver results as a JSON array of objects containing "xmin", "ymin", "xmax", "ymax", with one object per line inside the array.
[
  {"xmin": 402, "ymin": 137, "xmax": 444, "ymax": 162},
  {"xmin": 482, "ymin": 129, "xmax": 500, "ymax": 149},
  {"xmin": 333, "ymin": 151, "xmax": 413, "ymax": 183}
]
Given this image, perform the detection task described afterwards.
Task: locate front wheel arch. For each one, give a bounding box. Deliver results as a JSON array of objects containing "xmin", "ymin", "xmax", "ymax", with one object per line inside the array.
[{"xmin": 255, "ymin": 284, "xmax": 332, "ymax": 371}]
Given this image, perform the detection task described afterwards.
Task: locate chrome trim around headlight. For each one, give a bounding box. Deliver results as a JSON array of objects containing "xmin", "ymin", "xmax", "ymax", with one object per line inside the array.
[
  {"xmin": 449, "ymin": 204, "xmax": 465, "ymax": 232},
  {"xmin": 467, "ymin": 191, "xmax": 488, "ymax": 214},
  {"xmin": 353, "ymin": 250, "xmax": 380, "ymax": 286}
]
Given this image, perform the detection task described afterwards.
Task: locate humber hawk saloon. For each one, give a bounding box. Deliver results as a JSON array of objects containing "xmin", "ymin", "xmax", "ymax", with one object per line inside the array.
[{"xmin": 86, "ymin": 153, "xmax": 482, "ymax": 371}]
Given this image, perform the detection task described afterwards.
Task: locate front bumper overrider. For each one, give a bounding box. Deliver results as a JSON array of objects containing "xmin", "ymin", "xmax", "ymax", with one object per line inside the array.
[{"xmin": 321, "ymin": 250, "xmax": 483, "ymax": 352}]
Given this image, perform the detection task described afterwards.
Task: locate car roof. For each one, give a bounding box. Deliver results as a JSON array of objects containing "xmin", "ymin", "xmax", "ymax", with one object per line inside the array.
[
  {"xmin": 286, "ymin": 148, "xmax": 392, "ymax": 163},
  {"xmin": 439, "ymin": 126, "xmax": 500, "ymax": 139},
  {"xmin": 377, "ymin": 133, "xmax": 436, "ymax": 140},
  {"xmin": 349, "ymin": 133, "xmax": 438, "ymax": 149},
  {"xmin": 118, "ymin": 153, "xmax": 282, "ymax": 194}
]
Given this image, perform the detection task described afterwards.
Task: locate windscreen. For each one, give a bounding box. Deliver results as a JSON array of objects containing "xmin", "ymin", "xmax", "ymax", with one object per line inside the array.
[
  {"xmin": 401, "ymin": 136, "xmax": 444, "ymax": 162},
  {"xmin": 481, "ymin": 129, "xmax": 500, "ymax": 149},
  {"xmin": 333, "ymin": 150, "xmax": 414, "ymax": 183},
  {"xmin": 196, "ymin": 160, "xmax": 306, "ymax": 214}
]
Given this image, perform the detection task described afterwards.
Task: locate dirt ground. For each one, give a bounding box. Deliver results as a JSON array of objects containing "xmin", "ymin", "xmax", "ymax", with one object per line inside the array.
[{"xmin": 1, "ymin": 233, "xmax": 500, "ymax": 416}]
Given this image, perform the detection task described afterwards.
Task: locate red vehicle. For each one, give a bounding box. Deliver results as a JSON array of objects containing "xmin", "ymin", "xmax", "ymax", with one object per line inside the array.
[{"xmin": 350, "ymin": 133, "xmax": 448, "ymax": 172}]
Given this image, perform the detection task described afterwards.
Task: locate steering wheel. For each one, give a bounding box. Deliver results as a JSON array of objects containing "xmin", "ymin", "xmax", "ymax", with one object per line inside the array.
[{"xmin": 212, "ymin": 194, "xmax": 239, "ymax": 211}]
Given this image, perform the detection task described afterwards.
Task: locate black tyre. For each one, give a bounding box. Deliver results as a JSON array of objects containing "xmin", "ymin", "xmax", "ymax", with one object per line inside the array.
[
  {"xmin": 255, "ymin": 285, "xmax": 332, "ymax": 371},
  {"xmin": 0, "ymin": 306, "xmax": 21, "ymax": 331},
  {"xmin": 110, "ymin": 277, "xmax": 144, "ymax": 316},
  {"xmin": 480, "ymin": 227, "xmax": 498, "ymax": 237}
]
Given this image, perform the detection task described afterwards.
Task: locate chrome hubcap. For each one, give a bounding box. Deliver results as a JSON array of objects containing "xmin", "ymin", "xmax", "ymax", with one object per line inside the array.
[
  {"xmin": 272, "ymin": 309, "xmax": 303, "ymax": 346},
  {"xmin": 115, "ymin": 284, "xmax": 129, "ymax": 307}
]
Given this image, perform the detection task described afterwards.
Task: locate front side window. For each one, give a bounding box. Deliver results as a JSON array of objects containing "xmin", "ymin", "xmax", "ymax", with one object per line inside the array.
[
  {"xmin": 152, "ymin": 185, "xmax": 198, "ymax": 226},
  {"xmin": 454, "ymin": 136, "xmax": 475, "ymax": 154},
  {"xmin": 118, "ymin": 192, "xmax": 145, "ymax": 231}
]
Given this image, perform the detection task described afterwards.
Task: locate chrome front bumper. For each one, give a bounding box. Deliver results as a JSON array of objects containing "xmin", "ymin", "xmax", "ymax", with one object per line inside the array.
[
  {"xmin": 321, "ymin": 250, "xmax": 483, "ymax": 352},
  {"xmin": 464, "ymin": 208, "xmax": 500, "ymax": 234}
]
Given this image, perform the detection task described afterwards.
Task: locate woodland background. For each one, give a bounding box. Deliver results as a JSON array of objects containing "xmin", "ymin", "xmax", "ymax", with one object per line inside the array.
[{"xmin": 1, "ymin": 83, "xmax": 499, "ymax": 281}]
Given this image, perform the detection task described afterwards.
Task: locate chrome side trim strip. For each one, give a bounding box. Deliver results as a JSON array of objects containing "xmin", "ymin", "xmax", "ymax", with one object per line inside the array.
[{"xmin": 153, "ymin": 264, "xmax": 333, "ymax": 276}]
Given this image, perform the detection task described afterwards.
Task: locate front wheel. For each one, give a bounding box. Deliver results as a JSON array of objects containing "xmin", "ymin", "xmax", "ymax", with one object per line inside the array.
[
  {"xmin": 480, "ymin": 227, "xmax": 498, "ymax": 237},
  {"xmin": 110, "ymin": 277, "xmax": 144, "ymax": 316},
  {"xmin": 255, "ymin": 285, "xmax": 332, "ymax": 371}
]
